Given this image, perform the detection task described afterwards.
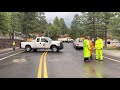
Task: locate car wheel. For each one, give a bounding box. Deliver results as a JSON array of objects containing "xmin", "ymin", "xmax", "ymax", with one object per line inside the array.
[
  {"xmin": 76, "ymin": 47, "xmax": 78, "ymax": 50},
  {"xmin": 74, "ymin": 46, "xmax": 75, "ymax": 48}
]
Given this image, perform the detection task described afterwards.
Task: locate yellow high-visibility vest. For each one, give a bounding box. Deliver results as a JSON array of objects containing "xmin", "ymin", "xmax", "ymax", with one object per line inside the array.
[
  {"xmin": 95, "ymin": 38, "xmax": 104, "ymax": 49},
  {"xmin": 12, "ymin": 41, "xmax": 16, "ymax": 46}
]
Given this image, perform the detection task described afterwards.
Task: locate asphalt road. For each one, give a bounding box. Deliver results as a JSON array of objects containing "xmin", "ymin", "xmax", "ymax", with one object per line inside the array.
[{"xmin": 0, "ymin": 43, "xmax": 120, "ymax": 78}]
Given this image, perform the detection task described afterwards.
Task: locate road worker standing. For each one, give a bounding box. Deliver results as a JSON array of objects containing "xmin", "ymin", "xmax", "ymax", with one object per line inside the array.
[
  {"xmin": 95, "ymin": 36, "xmax": 104, "ymax": 61},
  {"xmin": 12, "ymin": 41, "xmax": 16, "ymax": 51},
  {"xmin": 87, "ymin": 36, "xmax": 94, "ymax": 60},
  {"xmin": 83, "ymin": 36, "xmax": 91, "ymax": 62}
]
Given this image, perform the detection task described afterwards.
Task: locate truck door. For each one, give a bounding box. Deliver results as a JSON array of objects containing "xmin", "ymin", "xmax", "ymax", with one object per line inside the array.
[
  {"xmin": 40, "ymin": 38, "xmax": 50, "ymax": 49},
  {"xmin": 35, "ymin": 38, "xmax": 43, "ymax": 48}
]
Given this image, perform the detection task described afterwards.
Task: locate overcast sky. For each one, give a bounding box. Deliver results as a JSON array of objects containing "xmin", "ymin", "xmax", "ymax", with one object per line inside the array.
[{"xmin": 44, "ymin": 12, "xmax": 81, "ymax": 27}]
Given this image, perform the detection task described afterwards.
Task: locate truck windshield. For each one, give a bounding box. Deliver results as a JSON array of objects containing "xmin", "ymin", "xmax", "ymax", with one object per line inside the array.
[{"xmin": 46, "ymin": 37, "xmax": 53, "ymax": 41}]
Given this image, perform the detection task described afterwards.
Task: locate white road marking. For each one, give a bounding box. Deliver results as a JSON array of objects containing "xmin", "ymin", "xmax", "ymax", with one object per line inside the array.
[
  {"xmin": 93, "ymin": 53, "xmax": 120, "ymax": 63},
  {"xmin": 0, "ymin": 51, "xmax": 23, "ymax": 61},
  {"xmin": 103, "ymin": 56, "xmax": 120, "ymax": 63},
  {"xmin": 13, "ymin": 58, "xmax": 27, "ymax": 63},
  {"xmin": 0, "ymin": 49, "xmax": 20, "ymax": 56}
]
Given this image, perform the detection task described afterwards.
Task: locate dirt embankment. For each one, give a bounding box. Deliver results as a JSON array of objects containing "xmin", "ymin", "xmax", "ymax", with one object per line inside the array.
[{"xmin": 0, "ymin": 39, "xmax": 23, "ymax": 49}]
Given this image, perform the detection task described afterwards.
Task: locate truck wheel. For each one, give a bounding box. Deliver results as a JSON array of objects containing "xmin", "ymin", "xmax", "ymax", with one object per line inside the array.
[
  {"xmin": 57, "ymin": 49, "xmax": 60, "ymax": 52},
  {"xmin": 51, "ymin": 46, "xmax": 58, "ymax": 52},
  {"xmin": 25, "ymin": 46, "xmax": 31, "ymax": 52}
]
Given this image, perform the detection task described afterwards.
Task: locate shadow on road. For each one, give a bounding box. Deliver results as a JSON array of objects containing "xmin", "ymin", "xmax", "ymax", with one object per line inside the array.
[{"xmin": 23, "ymin": 50, "xmax": 64, "ymax": 54}]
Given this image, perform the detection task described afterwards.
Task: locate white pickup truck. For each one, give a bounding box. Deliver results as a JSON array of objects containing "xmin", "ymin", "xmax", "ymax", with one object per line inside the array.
[
  {"xmin": 21, "ymin": 37, "xmax": 64, "ymax": 52},
  {"xmin": 58, "ymin": 38, "xmax": 74, "ymax": 43}
]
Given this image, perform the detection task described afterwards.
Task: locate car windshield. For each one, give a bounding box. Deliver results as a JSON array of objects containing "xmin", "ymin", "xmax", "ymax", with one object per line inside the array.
[{"xmin": 46, "ymin": 37, "xmax": 53, "ymax": 41}]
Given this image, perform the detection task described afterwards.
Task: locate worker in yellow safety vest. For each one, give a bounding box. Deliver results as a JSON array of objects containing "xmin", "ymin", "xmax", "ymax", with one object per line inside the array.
[
  {"xmin": 83, "ymin": 36, "xmax": 91, "ymax": 62},
  {"xmin": 12, "ymin": 41, "xmax": 16, "ymax": 50},
  {"xmin": 95, "ymin": 36, "xmax": 104, "ymax": 61}
]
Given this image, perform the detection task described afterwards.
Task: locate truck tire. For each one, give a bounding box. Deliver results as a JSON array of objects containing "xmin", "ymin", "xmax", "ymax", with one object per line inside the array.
[
  {"xmin": 57, "ymin": 49, "xmax": 60, "ymax": 52},
  {"xmin": 25, "ymin": 45, "xmax": 32, "ymax": 52},
  {"xmin": 51, "ymin": 46, "xmax": 58, "ymax": 52}
]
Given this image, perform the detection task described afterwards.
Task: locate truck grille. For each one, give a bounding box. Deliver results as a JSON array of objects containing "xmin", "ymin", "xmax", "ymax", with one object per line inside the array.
[{"xmin": 60, "ymin": 42, "xmax": 63, "ymax": 46}]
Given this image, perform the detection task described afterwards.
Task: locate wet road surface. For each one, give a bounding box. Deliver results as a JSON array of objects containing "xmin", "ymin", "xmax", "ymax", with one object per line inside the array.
[{"xmin": 0, "ymin": 43, "xmax": 120, "ymax": 78}]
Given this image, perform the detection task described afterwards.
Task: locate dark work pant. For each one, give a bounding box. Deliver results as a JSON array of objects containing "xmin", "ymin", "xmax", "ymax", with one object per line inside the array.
[
  {"xmin": 84, "ymin": 57, "xmax": 89, "ymax": 60},
  {"xmin": 13, "ymin": 46, "xmax": 15, "ymax": 50},
  {"xmin": 90, "ymin": 55, "xmax": 93, "ymax": 60}
]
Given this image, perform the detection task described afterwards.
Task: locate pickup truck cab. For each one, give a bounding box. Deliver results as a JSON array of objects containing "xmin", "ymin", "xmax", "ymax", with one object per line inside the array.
[{"xmin": 21, "ymin": 37, "xmax": 64, "ymax": 52}]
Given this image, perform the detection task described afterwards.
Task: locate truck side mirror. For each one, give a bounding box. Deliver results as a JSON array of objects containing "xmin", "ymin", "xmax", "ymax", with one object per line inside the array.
[{"xmin": 45, "ymin": 40, "xmax": 48, "ymax": 42}]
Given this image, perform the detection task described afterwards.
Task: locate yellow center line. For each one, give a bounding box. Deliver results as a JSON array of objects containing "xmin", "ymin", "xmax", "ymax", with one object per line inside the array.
[
  {"xmin": 37, "ymin": 52, "xmax": 46, "ymax": 78},
  {"xmin": 44, "ymin": 52, "xmax": 48, "ymax": 78}
]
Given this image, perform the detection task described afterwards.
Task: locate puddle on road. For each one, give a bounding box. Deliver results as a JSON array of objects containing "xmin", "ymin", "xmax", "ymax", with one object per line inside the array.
[
  {"xmin": 83, "ymin": 61, "xmax": 106, "ymax": 78},
  {"xmin": 13, "ymin": 58, "xmax": 27, "ymax": 63}
]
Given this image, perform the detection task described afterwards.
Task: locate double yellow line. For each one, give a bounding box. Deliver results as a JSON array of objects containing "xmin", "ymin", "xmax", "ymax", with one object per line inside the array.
[{"xmin": 37, "ymin": 52, "xmax": 48, "ymax": 78}]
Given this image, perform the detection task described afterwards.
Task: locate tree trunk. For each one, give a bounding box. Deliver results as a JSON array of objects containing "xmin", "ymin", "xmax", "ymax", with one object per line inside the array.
[
  {"xmin": 12, "ymin": 29, "xmax": 14, "ymax": 42},
  {"xmin": 93, "ymin": 13, "xmax": 96, "ymax": 45},
  {"xmin": 105, "ymin": 29, "xmax": 107, "ymax": 48},
  {"xmin": 9, "ymin": 32, "xmax": 11, "ymax": 39},
  {"xmin": 26, "ymin": 28, "xmax": 27, "ymax": 41}
]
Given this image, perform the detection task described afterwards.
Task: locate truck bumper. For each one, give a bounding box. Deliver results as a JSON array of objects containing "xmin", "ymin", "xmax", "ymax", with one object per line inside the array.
[
  {"xmin": 76, "ymin": 46, "xmax": 83, "ymax": 48},
  {"xmin": 58, "ymin": 46, "xmax": 64, "ymax": 50},
  {"xmin": 75, "ymin": 46, "xmax": 83, "ymax": 49}
]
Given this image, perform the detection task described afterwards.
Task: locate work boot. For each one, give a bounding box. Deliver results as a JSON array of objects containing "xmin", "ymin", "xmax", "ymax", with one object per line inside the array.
[
  {"xmin": 84, "ymin": 58, "xmax": 89, "ymax": 62},
  {"xmin": 90, "ymin": 56, "xmax": 93, "ymax": 60}
]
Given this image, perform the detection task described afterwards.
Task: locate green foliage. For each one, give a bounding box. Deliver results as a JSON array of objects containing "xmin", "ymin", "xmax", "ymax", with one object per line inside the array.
[
  {"xmin": 69, "ymin": 12, "xmax": 120, "ymax": 40},
  {"xmin": 47, "ymin": 16, "xmax": 68, "ymax": 39},
  {"xmin": 60, "ymin": 18, "xmax": 68, "ymax": 35},
  {"xmin": 0, "ymin": 12, "xmax": 120, "ymax": 41}
]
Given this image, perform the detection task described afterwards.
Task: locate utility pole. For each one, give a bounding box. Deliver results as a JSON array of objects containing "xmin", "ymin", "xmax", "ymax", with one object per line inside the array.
[
  {"xmin": 48, "ymin": 29, "xmax": 50, "ymax": 37},
  {"xmin": 12, "ymin": 29, "xmax": 15, "ymax": 42},
  {"xmin": 105, "ymin": 29, "xmax": 107, "ymax": 48},
  {"xmin": 11, "ymin": 14, "xmax": 15, "ymax": 42},
  {"xmin": 92, "ymin": 12, "xmax": 96, "ymax": 45},
  {"xmin": 25, "ymin": 12, "xmax": 28, "ymax": 41},
  {"xmin": 26, "ymin": 27, "xmax": 28, "ymax": 41}
]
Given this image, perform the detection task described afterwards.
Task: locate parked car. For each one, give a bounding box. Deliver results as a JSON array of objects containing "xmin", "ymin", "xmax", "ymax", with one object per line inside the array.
[{"xmin": 73, "ymin": 38, "xmax": 83, "ymax": 50}]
